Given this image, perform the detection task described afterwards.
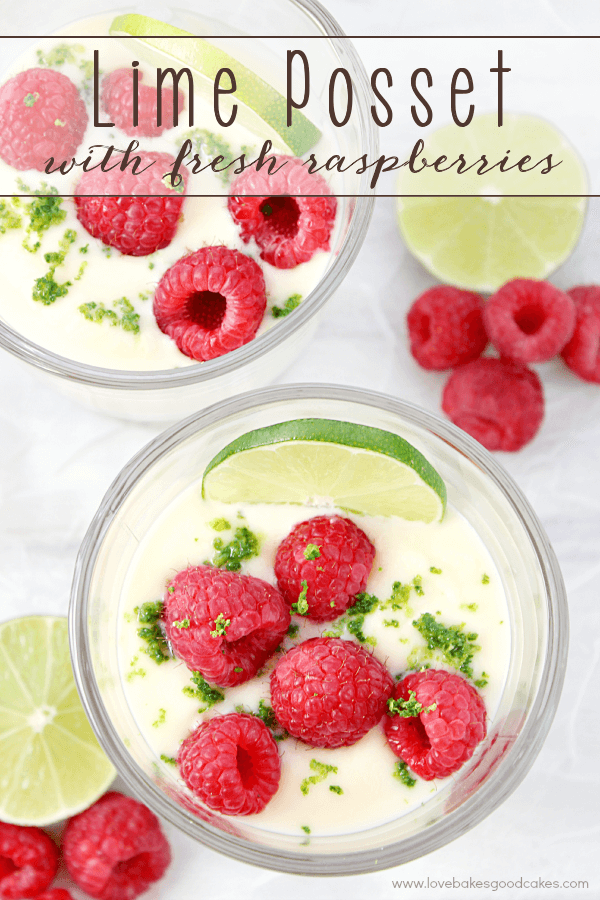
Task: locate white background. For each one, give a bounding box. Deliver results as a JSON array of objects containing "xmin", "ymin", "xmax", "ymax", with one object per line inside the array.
[{"xmin": 1, "ymin": 1, "xmax": 599, "ymax": 898}]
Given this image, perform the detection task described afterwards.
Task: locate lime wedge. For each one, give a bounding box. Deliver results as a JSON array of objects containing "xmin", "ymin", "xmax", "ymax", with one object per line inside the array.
[
  {"xmin": 202, "ymin": 419, "xmax": 446, "ymax": 522},
  {"xmin": 397, "ymin": 113, "xmax": 588, "ymax": 292},
  {"xmin": 0, "ymin": 616, "xmax": 115, "ymax": 825},
  {"xmin": 109, "ymin": 14, "xmax": 321, "ymax": 156}
]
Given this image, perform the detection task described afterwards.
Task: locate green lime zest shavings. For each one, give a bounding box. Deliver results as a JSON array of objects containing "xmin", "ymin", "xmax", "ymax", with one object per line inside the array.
[
  {"xmin": 292, "ymin": 580, "xmax": 309, "ymax": 616},
  {"xmin": 430, "ymin": 567, "xmax": 442, "ymax": 574},
  {"xmin": 387, "ymin": 690, "xmax": 436, "ymax": 718},
  {"xmin": 152, "ymin": 708, "xmax": 166, "ymax": 728},
  {"xmin": 272, "ymin": 293, "xmax": 302, "ymax": 318},
  {"xmin": 412, "ymin": 574, "xmax": 424, "ymax": 596},
  {"xmin": 182, "ymin": 672, "xmax": 224, "ymax": 712},
  {"xmin": 329, "ymin": 785, "xmax": 343, "ymax": 795},
  {"xmin": 24, "ymin": 92, "xmax": 39, "ymax": 106},
  {"xmin": 210, "ymin": 613, "xmax": 231, "ymax": 637},
  {"xmin": 482, "ymin": 573, "xmax": 490, "ymax": 584},
  {"xmin": 287, "ymin": 623, "xmax": 300, "ymax": 639},
  {"xmin": 79, "ymin": 297, "xmax": 140, "ymax": 333},
  {"xmin": 160, "ymin": 755, "xmax": 177, "ymax": 766},
  {"xmin": 211, "ymin": 526, "xmax": 260, "ymax": 571},
  {"xmin": 411, "ymin": 612, "xmax": 480, "ymax": 680},
  {"xmin": 381, "ymin": 580, "xmax": 414, "ymax": 616},
  {"xmin": 210, "ymin": 517, "xmax": 231, "ymax": 532},
  {"xmin": 301, "ymin": 825, "xmax": 311, "ymax": 834},
  {"xmin": 474, "ymin": 671, "xmax": 489, "ymax": 689},
  {"xmin": 345, "ymin": 591, "xmax": 378, "ymax": 646},
  {"xmin": 182, "ymin": 128, "xmax": 237, "ymax": 185},
  {"xmin": 300, "ymin": 759, "xmax": 338, "ymax": 795},
  {"xmin": 0, "ymin": 200, "xmax": 22, "ymax": 234},
  {"xmin": 303, "ymin": 543, "xmax": 321, "ymax": 560},
  {"xmin": 36, "ymin": 42, "xmax": 85, "ymax": 67},
  {"xmin": 236, "ymin": 699, "xmax": 289, "ymax": 741},
  {"xmin": 173, "ymin": 618, "xmax": 190, "ymax": 629},
  {"xmin": 135, "ymin": 600, "xmax": 170, "ymax": 664},
  {"xmin": 393, "ymin": 760, "xmax": 417, "ymax": 788}
]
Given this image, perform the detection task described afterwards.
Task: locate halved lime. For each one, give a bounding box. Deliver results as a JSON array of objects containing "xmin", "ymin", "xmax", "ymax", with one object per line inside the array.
[
  {"xmin": 0, "ymin": 616, "xmax": 115, "ymax": 825},
  {"xmin": 397, "ymin": 113, "xmax": 588, "ymax": 292},
  {"xmin": 202, "ymin": 419, "xmax": 446, "ymax": 522},
  {"xmin": 109, "ymin": 14, "xmax": 321, "ymax": 156}
]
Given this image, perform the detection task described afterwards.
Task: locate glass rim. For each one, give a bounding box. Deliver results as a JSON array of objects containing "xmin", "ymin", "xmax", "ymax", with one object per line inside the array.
[
  {"xmin": 69, "ymin": 383, "xmax": 569, "ymax": 875},
  {"xmin": 0, "ymin": 0, "xmax": 377, "ymax": 390}
]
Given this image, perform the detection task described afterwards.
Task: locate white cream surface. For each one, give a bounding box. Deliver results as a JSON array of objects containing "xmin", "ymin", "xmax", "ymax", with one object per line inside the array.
[
  {"xmin": 119, "ymin": 492, "xmax": 511, "ymax": 837},
  {"xmin": 0, "ymin": 18, "xmax": 333, "ymax": 370}
]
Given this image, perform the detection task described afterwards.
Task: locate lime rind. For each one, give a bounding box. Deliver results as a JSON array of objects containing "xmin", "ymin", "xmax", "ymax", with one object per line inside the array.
[
  {"xmin": 202, "ymin": 418, "xmax": 446, "ymax": 523},
  {"xmin": 109, "ymin": 14, "xmax": 321, "ymax": 156}
]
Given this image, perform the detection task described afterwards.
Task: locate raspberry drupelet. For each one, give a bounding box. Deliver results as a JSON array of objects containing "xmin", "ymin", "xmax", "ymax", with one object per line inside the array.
[{"xmin": 274, "ymin": 515, "xmax": 376, "ymax": 622}]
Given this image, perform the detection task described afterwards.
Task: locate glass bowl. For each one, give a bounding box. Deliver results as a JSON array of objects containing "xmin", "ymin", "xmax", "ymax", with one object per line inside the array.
[
  {"xmin": 0, "ymin": 1, "xmax": 376, "ymax": 423},
  {"xmin": 70, "ymin": 384, "xmax": 568, "ymax": 875}
]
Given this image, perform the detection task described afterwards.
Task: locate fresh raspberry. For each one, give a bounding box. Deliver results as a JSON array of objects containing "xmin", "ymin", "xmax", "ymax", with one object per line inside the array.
[
  {"xmin": 153, "ymin": 246, "xmax": 267, "ymax": 361},
  {"xmin": 74, "ymin": 152, "xmax": 187, "ymax": 256},
  {"xmin": 407, "ymin": 286, "xmax": 487, "ymax": 370},
  {"xmin": 270, "ymin": 637, "xmax": 393, "ymax": 748},
  {"xmin": 0, "ymin": 823, "xmax": 58, "ymax": 899},
  {"xmin": 177, "ymin": 713, "xmax": 281, "ymax": 816},
  {"xmin": 384, "ymin": 670, "xmax": 487, "ymax": 780},
  {"xmin": 442, "ymin": 357, "xmax": 544, "ymax": 452},
  {"xmin": 274, "ymin": 516, "xmax": 375, "ymax": 622},
  {"xmin": 561, "ymin": 285, "xmax": 600, "ymax": 383},
  {"xmin": 32, "ymin": 891, "xmax": 73, "ymax": 900},
  {"xmin": 483, "ymin": 278, "xmax": 575, "ymax": 362},
  {"xmin": 228, "ymin": 156, "xmax": 337, "ymax": 269},
  {"xmin": 102, "ymin": 68, "xmax": 184, "ymax": 138},
  {"xmin": 163, "ymin": 565, "xmax": 290, "ymax": 687},
  {"xmin": 62, "ymin": 792, "xmax": 170, "ymax": 900},
  {"xmin": 0, "ymin": 68, "xmax": 87, "ymax": 172}
]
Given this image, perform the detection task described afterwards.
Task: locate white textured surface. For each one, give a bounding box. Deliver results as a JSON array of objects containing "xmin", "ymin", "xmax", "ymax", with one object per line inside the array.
[{"xmin": 1, "ymin": 1, "xmax": 599, "ymax": 898}]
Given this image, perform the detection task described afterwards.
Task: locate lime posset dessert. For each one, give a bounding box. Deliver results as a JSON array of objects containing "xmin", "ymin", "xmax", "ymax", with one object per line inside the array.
[
  {"xmin": 0, "ymin": 616, "xmax": 115, "ymax": 826},
  {"xmin": 0, "ymin": 13, "xmax": 337, "ymax": 371},
  {"xmin": 117, "ymin": 418, "xmax": 510, "ymax": 836},
  {"xmin": 397, "ymin": 113, "xmax": 588, "ymax": 292}
]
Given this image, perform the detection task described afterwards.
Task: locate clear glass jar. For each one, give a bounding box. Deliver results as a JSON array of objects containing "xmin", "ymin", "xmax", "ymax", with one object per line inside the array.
[{"xmin": 70, "ymin": 384, "xmax": 568, "ymax": 874}]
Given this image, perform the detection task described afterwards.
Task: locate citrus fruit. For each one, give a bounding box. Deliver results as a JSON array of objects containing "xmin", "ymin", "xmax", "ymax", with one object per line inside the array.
[
  {"xmin": 109, "ymin": 14, "xmax": 321, "ymax": 156},
  {"xmin": 201, "ymin": 418, "xmax": 446, "ymax": 522},
  {"xmin": 397, "ymin": 113, "xmax": 588, "ymax": 292},
  {"xmin": 0, "ymin": 616, "xmax": 115, "ymax": 825}
]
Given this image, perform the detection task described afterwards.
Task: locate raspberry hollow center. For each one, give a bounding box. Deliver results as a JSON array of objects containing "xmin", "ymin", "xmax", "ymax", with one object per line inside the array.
[
  {"xmin": 514, "ymin": 303, "xmax": 545, "ymax": 334},
  {"xmin": 260, "ymin": 196, "xmax": 300, "ymax": 239},
  {"xmin": 186, "ymin": 291, "xmax": 227, "ymax": 331},
  {"xmin": 236, "ymin": 744, "xmax": 257, "ymax": 790}
]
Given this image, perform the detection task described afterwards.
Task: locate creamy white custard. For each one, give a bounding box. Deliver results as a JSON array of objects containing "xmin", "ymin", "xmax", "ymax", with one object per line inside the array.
[
  {"xmin": 0, "ymin": 17, "xmax": 334, "ymax": 370},
  {"xmin": 118, "ymin": 490, "xmax": 510, "ymax": 837}
]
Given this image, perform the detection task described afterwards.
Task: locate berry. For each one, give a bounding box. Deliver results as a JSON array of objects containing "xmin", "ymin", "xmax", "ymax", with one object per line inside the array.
[
  {"xmin": 561, "ymin": 285, "xmax": 600, "ymax": 383},
  {"xmin": 101, "ymin": 68, "xmax": 184, "ymax": 138},
  {"xmin": 442, "ymin": 357, "xmax": 544, "ymax": 452},
  {"xmin": 153, "ymin": 246, "xmax": 267, "ymax": 361},
  {"xmin": 406, "ymin": 286, "xmax": 487, "ymax": 370},
  {"xmin": 62, "ymin": 792, "xmax": 170, "ymax": 900},
  {"xmin": 270, "ymin": 637, "xmax": 393, "ymax": 748},
  {"xmin": 33, "ymin": 891, "xmax": 73, "ymax": 900},
  {"xmin": 384, "ymin": 670, "xmax": 487, "ymax": 780},
  {"xmin": 483, "ymin": 278, "xmax": 575, "ymax": 362},
  {"xmin": 228, "ymin": 156, "xmax": 337, "ymax": 269},
  {"xmin": 274, "ymin": 515, "xmax": 375, "ymax": 622},
  {"xmin": 0, "ymin": 823, "xmax": 58, "ymax": 899},
  {"xmin": 0, "ymin": 68, "xmax": 87, "ymax": 172},
  {"xmin": 74, "ymin": 152, "xmax": 187, "ymax": 256},
  {"xmin": 177, "ymin": 713, "xmax": 281, "ymax": 815},
  {"xmin": 163, "ymin": 565, "xmax": 290, "ymax": 687}
]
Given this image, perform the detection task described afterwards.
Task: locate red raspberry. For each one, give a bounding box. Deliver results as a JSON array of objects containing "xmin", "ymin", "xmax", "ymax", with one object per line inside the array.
[
  {"xmin": 74, "ymin": 151, "xmax": 187, "ymax": 256},
  {"xmin": 561, "ymin": 285, "xmax": 600, "ymax": 383},
  {"xmin": 0, "ymin": 68, "xmax": 87, "ymax": 172},
  {"xmin": 384, "ymin": 670, "xmax": 487, "ymax": 780},
  {"xmin": 270, "ymin": 637, "xmax": 393, "ymax": 748},
  {"xmin": 101, "ymin": 68, "xmax": 184, "ymax": 138},
  {"xmin": 274, "ymin": 516, "xmax": 375, "ymax": 622},
  {"xmin": 407, "ymin": 286, "xmax": 487, "ymax": 370},
  {"xmin": 442, "ymin": 357, "xmax": 544, "ymax": 452},
  {"xmin": 0, "ymin": 823, "xmax": 58, "ymax": 899},
  {"xmin": 228, "ymin": 156, "xmax": 337, "ymax": 269},
  {"xmin": 153, "ymin": 246, "xmax": 267, "ymax": 361},
  {"xmin": 483, "ymin": 278, "xmax": 575, "ymax": 362},
  {"xmin": 164, "ymin": 565, "xmax": 290, "ymax": 687},
  {"xmin": 33, "ymin": 891, "xmax": 73, "ymax": 900},
  {"xmin": 177, "ymin": 713, "xmax": 281, "ymax": 816},
  {"xmin": 62, "ymin": 792, "xmax": 170, "ymax": 900}
]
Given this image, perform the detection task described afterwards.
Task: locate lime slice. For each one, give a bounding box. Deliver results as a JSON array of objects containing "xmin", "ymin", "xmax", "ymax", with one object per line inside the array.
[
  {"xmin": 202, "ymin": 419, "xmax": 446, "ymax": 522},
  {"xmin": 397, "ymin": 113, "xmax": 588, "ymax": 292},
  {"xmin": 0, "ymin": 616, "xmax": 115, "ymax": 825},
  {"xmin": 109, "ymin": 14, "xmax": 321, "ymax": 156}
]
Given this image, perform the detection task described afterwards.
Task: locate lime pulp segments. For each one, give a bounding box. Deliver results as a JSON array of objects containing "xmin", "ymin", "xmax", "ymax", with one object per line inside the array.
[
  {"xmin": 0, "ymin": 616, "xmax": 115, "ymax": 825},
  {"xmin": 109, "ymin": 14, "xmax": 321, "ymax": 156},
  {"xmin": 202, "ymin": 419, "xmax": 446, "ymax": 523}
]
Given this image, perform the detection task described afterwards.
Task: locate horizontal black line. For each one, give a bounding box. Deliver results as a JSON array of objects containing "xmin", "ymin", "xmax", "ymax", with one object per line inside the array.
[
  {"xmin": 1, "ymin": 34, "xmax": 598, "ymax": 40},
  {"xmin": 1, "ymin": 194, "xmax": 596, "ymax": 199}
]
